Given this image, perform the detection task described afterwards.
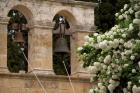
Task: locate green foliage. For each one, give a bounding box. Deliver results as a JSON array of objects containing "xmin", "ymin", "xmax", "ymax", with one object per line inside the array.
[
  {"xmin": 95, "ymin": 0, "xmax": 130, "ymax": 33},
  {"xmin": 78, "ymin": 0, "xmax": 140, "ymax": 92}
]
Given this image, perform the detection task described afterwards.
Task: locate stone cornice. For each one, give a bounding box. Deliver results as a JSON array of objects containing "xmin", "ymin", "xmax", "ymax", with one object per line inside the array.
[
  {"xmin": 0, "ymin": 17, "xmax": 10, "ymax": 25},
  {"xmin": 37, "ymin": 0, "xmax": 98, "ymax": 8},
  {"xmin": 0, "ymin": 72, "xmax": 90, "ymax": 83},
  {"xmin": 30, "ymin": 20, "xmax": 96, "ymax": 32},
  {"xmin": 73, "ymin": 1, "xmax": 98, "ymax": 8},
  {"xmin": 29, "ymin": 21, "xmax": 54, "ymax": 29},
  {"xmin": 30, "ymin": 25, "xmax": 53, "ymax": 30},
  {"xmin": 73, "ymin": 25, "xmax": 96, "ymax": 32}
]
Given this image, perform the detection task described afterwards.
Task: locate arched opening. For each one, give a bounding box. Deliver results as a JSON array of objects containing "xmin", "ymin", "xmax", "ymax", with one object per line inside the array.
[
  {"xmin": 54, "ymin": 10, "xmax": 77, "ymax": 27},
  {"xmin": 11, "ymin": 5, "xmax": 33, "ymax": 26},
  {"xmin": 53, "ymin": 14, "xmax": 71, "ymax": 75},
  {"xmin": 7, "ymin": 9, "xmax": 29, "ymax": 73}
]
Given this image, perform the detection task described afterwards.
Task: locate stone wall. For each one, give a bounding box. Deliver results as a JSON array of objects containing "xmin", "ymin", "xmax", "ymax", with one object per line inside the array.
[
  {"xmin": 0, "ymin": 73, "xmax": 92, "ymax": 93},
  {"xmin": 0, "ymin": 0, "xmax": 96, "ymax": 92},
  {"xmin": 0, "ymin": 0, "xmax": 96, "ymax": 28},
  {"xmin": 0, "ymin": 0, "xmax": 97, "ymax": 75}
]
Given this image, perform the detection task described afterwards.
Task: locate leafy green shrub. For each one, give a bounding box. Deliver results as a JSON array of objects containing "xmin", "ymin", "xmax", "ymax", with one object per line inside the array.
[{"xmin": 78, "ymin": 0, "xmax": 140, "ymax": 92}]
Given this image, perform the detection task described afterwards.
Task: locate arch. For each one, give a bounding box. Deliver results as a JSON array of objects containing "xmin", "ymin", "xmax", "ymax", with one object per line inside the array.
[
  {"xmin": 7, "ymin": 4, "xmax": 33, "ymax": 25},
  {"xmin": 54, "ymin": 10, "xmax": 77, "ymax": 26},
  {"xmin": 7, "ymin": 8, "xmax": 30, "ymax": 73},
  {"xmin": 52, "ymin": 11, "xmax": 73, "ymax": 75}
]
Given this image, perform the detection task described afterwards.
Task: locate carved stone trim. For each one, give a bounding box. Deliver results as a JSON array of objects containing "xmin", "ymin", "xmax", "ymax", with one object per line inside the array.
[
  {"xmin": 47, "ymin": 0, "xmax": 98, "ymax": 8},
  {"xmin": 74, "ymin": 1, "xmax": 98, "ymax": 8},
  {"xmin": 0, "ymin": 17, "xmax": 10, "ymax": 25},
  {"xmin": 30, "ymin": 25, "xmax": 53, "ymax": 30},
  {"xmin": 72, "ymin": 24, "xmax": 96, "ymax": 32},
  {"xmin": 0, "ymin": 72, "xmax": 90, "ymax": 83},
  {"xmin": 30, "ymin": 21, "xmax": 54, "ymax": 29},
  {"xmin": 0, "ymin": 67, "xmax": 9, "ymax": 73},
  {"xmin": 29, "ymin": 68, "xmax": 55, "ymax": 75},
  {"xmin": 71, "ymin": 71, "xmax": 90, "ymax": 79}
]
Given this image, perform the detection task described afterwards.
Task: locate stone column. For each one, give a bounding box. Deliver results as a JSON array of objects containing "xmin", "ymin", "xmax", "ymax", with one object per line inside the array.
[
  {"xmin": 28, "ymin": 22, "xmax": 54, "ymax": 75},
  {"xmin": 71, "ymin": 26, "xmax": 94, "ymax": 78},
  {"xmin": 0, "ymin": 17, "xmax": 9, "ymax": 73}
]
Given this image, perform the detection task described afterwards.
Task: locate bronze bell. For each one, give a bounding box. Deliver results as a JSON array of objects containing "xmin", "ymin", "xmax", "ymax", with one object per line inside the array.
[
  {"xmin": 14, "ymin": 31, "xmax": 24, "ymax": 43},
  {"xmin": 54, "ymin": 37, "xmax": 69, "ymax": 53}
]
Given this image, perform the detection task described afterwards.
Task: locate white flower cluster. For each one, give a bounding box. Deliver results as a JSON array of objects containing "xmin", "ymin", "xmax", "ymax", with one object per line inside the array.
[
  {"xmin": 79, "ymin": 0, "xmax": 140, "ymax": 93},
  {"xmin": 132, "ymin": 85, "xmax": 140, "ymax": 93},
  {"xmin": 108, "ymin": 80, "xmax": 120, "ymax": 93}
]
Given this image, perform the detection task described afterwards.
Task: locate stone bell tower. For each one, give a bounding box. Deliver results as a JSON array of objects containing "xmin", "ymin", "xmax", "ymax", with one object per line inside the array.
[
  {"xmin": 0, "ymin": 0, "xmax": 97, "ymax": 93},
  {"xmin": 0, "ymin": 0, "xmax": 97, "ymax": 75}
]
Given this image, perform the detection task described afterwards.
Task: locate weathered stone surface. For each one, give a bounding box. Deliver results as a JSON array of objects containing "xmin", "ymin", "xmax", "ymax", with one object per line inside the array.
[
  {"xmin": 28, "ymin": 27, "xmax": 53, "ymax": 72},
  {"xmin": 0, "ymin": 73, "xmax": 91, "ymax": 93},
  {"xmin": 0, "ymin": 0, "xmax": 95, "ymax": 92},
  {"xmin": 0, "ymin": 0, "xmax": 96, "ymax": 76},
  {"xmin": 0, "ymin": 21, "xmax": 8, "ymax": 73}
]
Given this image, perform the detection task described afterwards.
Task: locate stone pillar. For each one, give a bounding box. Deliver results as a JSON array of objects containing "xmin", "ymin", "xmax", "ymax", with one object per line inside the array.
[
  {"xmin": 71, "ymin": 26, "xmax": 94, "ymax": 78},
  {"xmin": 0, "ymin": 17, "xmax": 9, "ymax": 73},
  {"xmin": 28, "ymin": 22, "xmax": 54, "ymax": 75}
]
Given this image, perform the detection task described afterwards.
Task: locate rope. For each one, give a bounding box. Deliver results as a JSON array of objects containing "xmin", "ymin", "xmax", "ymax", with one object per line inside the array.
[
  {"xmin": 20, "ymin": 48, "xmax": 48, "ymax": 93},
  {"xmin": 5, "ymin": 1, "xmax": 76, "ymax": 93},
  {"xmin": 22, "ymin": 49, "xmax": 76, "ymax": 93},
  {"xmin": 62, "ymin": 61, "xmax": 76, "ymax": 93}
]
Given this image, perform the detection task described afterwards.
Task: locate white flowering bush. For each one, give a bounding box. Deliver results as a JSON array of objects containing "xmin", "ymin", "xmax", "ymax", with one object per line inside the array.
[{"xmin": 78, "ymin": 0, "xmax": 140, "ymax": 93}]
